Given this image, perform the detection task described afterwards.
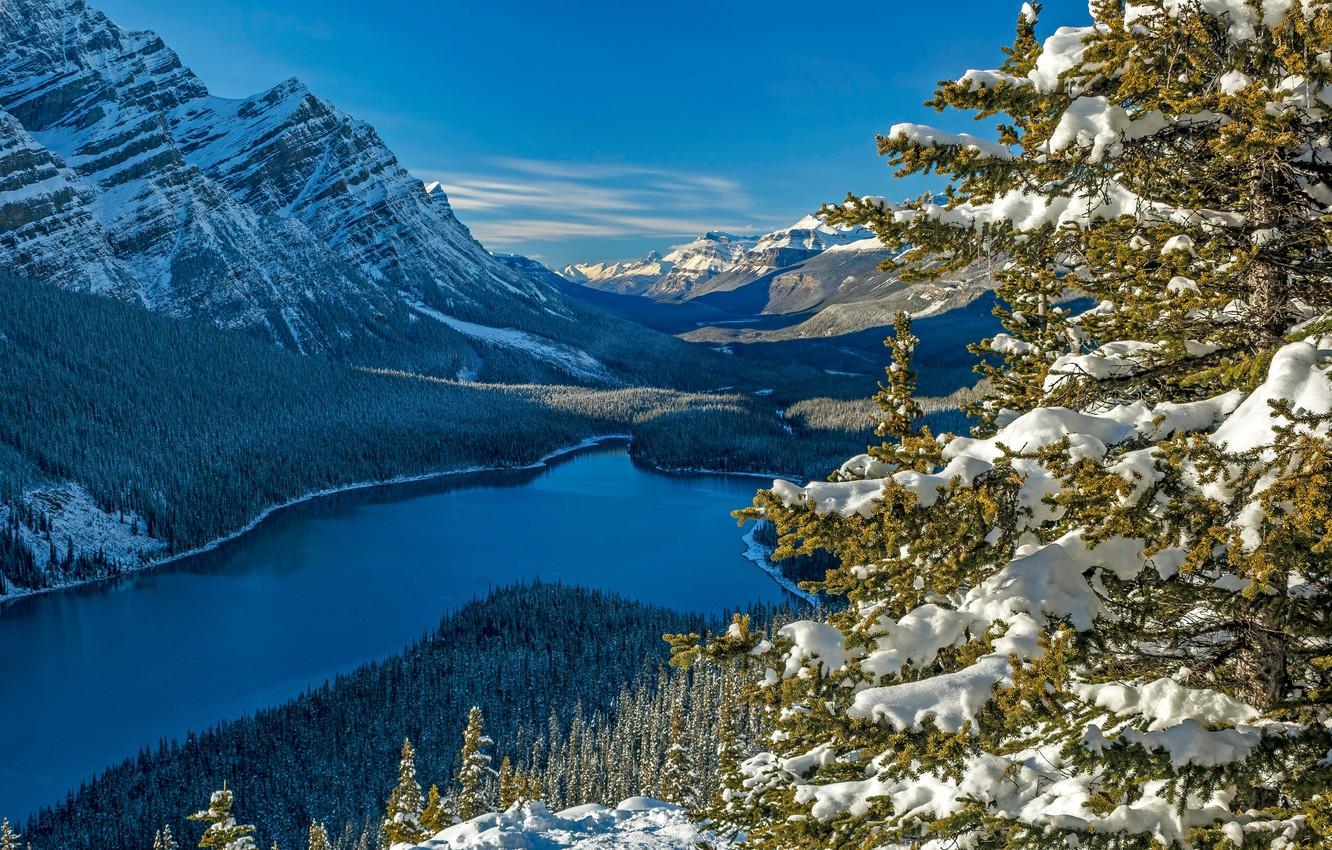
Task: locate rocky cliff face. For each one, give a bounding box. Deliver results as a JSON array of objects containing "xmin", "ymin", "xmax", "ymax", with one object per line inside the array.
[{"xmin": 0, "ymin": 0, "xmax": 624, "ymax": 382}]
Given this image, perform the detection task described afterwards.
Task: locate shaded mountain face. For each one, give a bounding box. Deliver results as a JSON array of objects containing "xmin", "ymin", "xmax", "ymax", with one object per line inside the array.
[{"xmin": 0, "ymin": 0, "xmax": 649, "ymax": 384}]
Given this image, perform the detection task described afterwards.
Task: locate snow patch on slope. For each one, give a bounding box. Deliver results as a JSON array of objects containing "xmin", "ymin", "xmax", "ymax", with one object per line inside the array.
[
  {"xmin": 407, "ymin": 300, "xmax": 615, "ymax": 384},
  {"xmin": 0, "ymin": 484, "xmax": 167, "ymax": 591}
]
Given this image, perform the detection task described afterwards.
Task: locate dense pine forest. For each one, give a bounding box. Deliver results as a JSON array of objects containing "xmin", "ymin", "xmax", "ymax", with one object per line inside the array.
[
  {"xmin": 18, "ymin": 584, "xmax": 778, "ymax": 850},
  {"xmin": 0, "ymin": 277, "xmax": 892, "ymax": 596}
]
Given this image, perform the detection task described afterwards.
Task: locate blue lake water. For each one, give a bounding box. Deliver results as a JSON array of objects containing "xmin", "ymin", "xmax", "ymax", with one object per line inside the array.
[{"xmin": 0, "ymin": 443, "xmax": 790, "ymax": 820}]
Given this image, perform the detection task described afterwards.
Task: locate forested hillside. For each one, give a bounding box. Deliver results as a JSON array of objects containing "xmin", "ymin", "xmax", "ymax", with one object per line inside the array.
[
  {"xmin": 20, "ymin": 584, "xmax": 775, "ymax": 850},
  {"xmin": 0, "ymin": 277, "xmax": 879, "ymax": 597}
]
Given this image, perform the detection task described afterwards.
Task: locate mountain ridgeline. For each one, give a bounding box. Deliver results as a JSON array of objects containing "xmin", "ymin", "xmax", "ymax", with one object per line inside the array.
[{"xmin": 557, "ymin": 216, "xmax": 994, "ymax": 339}]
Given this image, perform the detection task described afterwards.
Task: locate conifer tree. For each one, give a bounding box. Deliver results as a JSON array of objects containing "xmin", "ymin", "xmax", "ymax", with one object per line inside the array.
[
  {"xmin": 418, "ymin": 785, "xmax": 448, "ymax": 835},
  {"xmin": 496, "ymin": 758, "xmax": 518, "ymax": 810},
  {"xmin": 188, "ymin": 785, "xmax": 257, "ymax": 850},
  {"xmin": 706, "ymin": 677, "xmax": 746, "ymax": 839},
  {"xmin": 874, "ymin": 312, "xmax": 924, "ymax": 443},
  {"xmin": 1, "ymin": 819, "xmax": 19, "ymax": 850},
  {"xmin": 673, "ymin": 3, "xmax": 1332, "ymax": 848},
  {"xmin": 513, "ymin": 768, "xmax": 542, "ymax": 809},
  {"xmin": 454, "ymin": 707, "xmax": 495, "ymax": 821},
  {"xmin": 381, "ymin": 739, "xmax": 429, "ymax": 846},
  {"xmin": 657, "ymin": 702, "xmax": 694, "ymax": 808},
  {"xmin": 305, "ymin": 822, "xmax": 329, "ymax": 850},
  {"xmin": 152, "ymin": 825, "xmax": 179, "ymax": 850}
]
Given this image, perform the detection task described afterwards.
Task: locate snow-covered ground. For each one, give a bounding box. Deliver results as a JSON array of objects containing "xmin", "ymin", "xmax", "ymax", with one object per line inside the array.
[
  {"xmin": 413, "ymin": 799, "xmax": 707, "ymax": 850},
  {"xmin": 407, "ymin": 299, "xmax": 615, "ymax": 384},
  {"xmin": 0, "ymin": 483, "xmax": 167, "ymax": 597}
]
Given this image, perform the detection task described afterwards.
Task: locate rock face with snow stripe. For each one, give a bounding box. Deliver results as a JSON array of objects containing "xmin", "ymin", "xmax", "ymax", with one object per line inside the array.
[
  {"xmin": 0, "ymin": 108, "xmax": 139, "ymax": 295},
  {"xmin": 415, "ymin": 799, "xmax": 706, "ymax": 850},
  {"xmin": 0, "ymin": 0, "xmax": 635, "ymax": 382}
]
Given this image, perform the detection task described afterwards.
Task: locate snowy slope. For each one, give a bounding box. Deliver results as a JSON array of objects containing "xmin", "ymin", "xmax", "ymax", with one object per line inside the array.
[{"xmin": 414, "ymin": 800, "xmax": 707, "ymax": 850}]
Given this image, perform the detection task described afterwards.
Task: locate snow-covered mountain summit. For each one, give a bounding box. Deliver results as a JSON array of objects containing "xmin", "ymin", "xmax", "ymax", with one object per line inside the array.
[
  {"xmin": 562, "ymin": 231, "xmax": 759, "ymax": 297},
  {"xmin": 0, "ymin": 0, "xmax": 658, "ymax": 383},
  {"xmin": 560, "ymin": 216, "xmax": 876, "ymax": 302},
  {"xmin": 556, "ymin": 214, "xmax": 995, "ymax": 339}
]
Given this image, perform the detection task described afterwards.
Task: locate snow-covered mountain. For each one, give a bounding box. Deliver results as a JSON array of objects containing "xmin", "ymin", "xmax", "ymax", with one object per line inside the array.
[
  {"xmin": 558, "ymin": 215, "xmax": 993, "ymax": 336},
  {"xmin": 562, "ymin": 231, "xmax": 758, "ymax": 298},
  {"xmin": 562, "ymin": 218, "xmax": 872, "ymax": 302},
  {"xmin": 0, "ymin": 0, "xmax": 674, "ymax": 384}
]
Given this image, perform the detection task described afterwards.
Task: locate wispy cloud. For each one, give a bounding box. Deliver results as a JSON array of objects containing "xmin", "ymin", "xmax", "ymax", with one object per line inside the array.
[{"xmin": 412, "ymin": 157, "xmax": 777, "ymax": 257}]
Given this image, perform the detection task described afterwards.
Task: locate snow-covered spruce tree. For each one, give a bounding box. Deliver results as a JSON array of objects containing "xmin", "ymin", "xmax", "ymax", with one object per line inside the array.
[
  {"xmin": 381, "ymin": 740, "xmax": 429, "ymax": 846},
  {"xmin": 0, "ymin": 819, "xmax": 19, "ymax": 850},
  {"xmin": 874, "ymin": 313, "xmax": 927, "ymax": 445},
  {"xmin": 705, "ymin": 676, "xmax": 749, "ymax": 842},
  {"xmin": 153, "ymin": 825, "xmax": 179, "ymax": 850},
  {"xmin": 658, "ymin": 701, "xmax": 697, "ymax": 808},
  {"xmin": 305, "ymin": 822, "xmax": 329, "ymax": 850},
  {"xmin": 455, "ymin": 707, "xmax": 496, "ymax": 821},
  {"xmin": 188, "ymin": 785, "xmax": 257, "ymax": 850},
  {"xmin": 674, "ymin": 3, "xmax": 1332, "ymax": 848}
]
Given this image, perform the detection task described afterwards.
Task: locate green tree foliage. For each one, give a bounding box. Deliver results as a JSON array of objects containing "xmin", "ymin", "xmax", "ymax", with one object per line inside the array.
[
  {"xmin": 303, "ymin": 822, "xmax": 329, "ymax": 850},
  {"xmin": 152, "ymin": 826, "xmax": 178, "ymax": 850},
  {"xmin": 454, "ymin": 708, "xmax": 495, "ymax": 822},
  {"xmin": 381, "ymin": 741, "xmax": 429, "ymax": 847},
  {"xmin": 873, "ymin": 313, "xmax": 925, "ymax": 443},
  {"xmin": 417, "ymin": 786, "xmax": 449, "ymax": 836},
  {"xmin": 188, "ymin": 786, "xmax": 256, "ymax": 850},
  {"xmin": 674, "ymin": 3, "xmax": 1332, "ymax": 848}
]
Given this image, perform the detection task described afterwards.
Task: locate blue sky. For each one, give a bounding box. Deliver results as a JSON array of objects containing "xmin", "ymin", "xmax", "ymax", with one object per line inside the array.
[{"xmin": 97, "ymin": 0, "xmax": 1090, "ymax": 266}]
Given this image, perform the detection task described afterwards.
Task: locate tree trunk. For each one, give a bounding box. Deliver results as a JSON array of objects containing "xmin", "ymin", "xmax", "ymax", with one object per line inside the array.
[
  {"xmin": 1248, "ymin": 163, "xmax": 1288, "ymax": 338},
  {"xmin": 1234, "ymin": 608, "xmax": 1288, "ymax": 710}
]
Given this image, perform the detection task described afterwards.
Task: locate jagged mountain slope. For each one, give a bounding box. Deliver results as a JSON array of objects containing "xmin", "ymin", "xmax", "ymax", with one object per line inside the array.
[{"xmin": 0, "ymin": 0, "xmax": 723, "ymax": 386}]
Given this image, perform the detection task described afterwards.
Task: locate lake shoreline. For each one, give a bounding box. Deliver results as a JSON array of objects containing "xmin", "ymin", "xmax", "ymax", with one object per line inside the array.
[
  {"xmin": 741, "ymin": 525, "xmax": 819, "ymax": 605},
  {"xmin": 1, "ymin": 436, "xmax": 797, "ymax": 608}
]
